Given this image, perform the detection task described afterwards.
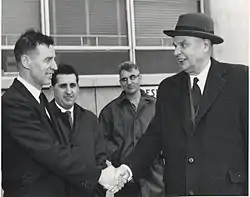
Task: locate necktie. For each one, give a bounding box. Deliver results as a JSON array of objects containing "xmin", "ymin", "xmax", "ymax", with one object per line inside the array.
[
  {"xmin": 191, "ymin": 77, "xmax": 201, "ymax": 112},
  {"xmin": 65, "ymin": 111, "xmax": 73, "ymax": 129},
  {"xmin": 39, "ymin": 92, "xmax": 51, "ymax": 119}
]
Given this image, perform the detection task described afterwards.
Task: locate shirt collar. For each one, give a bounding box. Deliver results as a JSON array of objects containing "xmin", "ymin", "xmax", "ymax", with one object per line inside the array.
[
  {"xmin": 17, "ymin": 75, "xmax": 41, "ymax": 103},
  {"xmin": 55, "ymin": 101, "xmax": 74, "ymax": 114},
  {"xmin": 117, "ymin": 89, "xmax": 154, "ymax": 105},
  {"xmin": 189, "ymin": 59, "xmax": 211, "ymax": 94}
]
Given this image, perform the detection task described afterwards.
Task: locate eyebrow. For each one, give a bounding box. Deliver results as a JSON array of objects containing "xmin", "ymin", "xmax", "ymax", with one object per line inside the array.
[{"xmin": 44, "ymin": 56, "xmax": 54, "ymax": 61}]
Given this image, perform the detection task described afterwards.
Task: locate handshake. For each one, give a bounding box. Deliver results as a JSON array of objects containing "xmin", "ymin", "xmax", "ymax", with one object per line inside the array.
[{"xmin": 98, "ymin": 162, "xmax": 132, "ymax": 194}]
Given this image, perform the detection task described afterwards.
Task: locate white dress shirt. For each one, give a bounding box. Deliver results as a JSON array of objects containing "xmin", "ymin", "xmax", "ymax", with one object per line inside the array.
[
  {"xmin": 55, "ymin": 102, "xmax": 74, "ymax": 123},
  {"xmin": 17, "ymin": 76, "xmax": 41, "ymax": 103},
  {"xmin": 189, "ymin": 59, "xmax": 211, "ymax": 94}
]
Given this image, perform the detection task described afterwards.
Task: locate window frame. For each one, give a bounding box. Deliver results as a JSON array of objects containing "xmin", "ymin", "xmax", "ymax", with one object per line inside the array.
[{"xmin": 1, "ymin": 0, "xmax": 204, "ymax": 88}]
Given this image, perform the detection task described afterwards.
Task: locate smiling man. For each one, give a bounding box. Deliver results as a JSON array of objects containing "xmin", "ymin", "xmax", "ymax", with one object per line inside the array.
[
  {"xmin": 2, "ymin": 30, "xmax": 118, "ymax": 197},
  {"xmin": 117, "ymin": 13, "xmax": 248, "ymax": 196},
  {"xmin": 50, "ymin": 64, "xmax": 108, "ymax": 197}
]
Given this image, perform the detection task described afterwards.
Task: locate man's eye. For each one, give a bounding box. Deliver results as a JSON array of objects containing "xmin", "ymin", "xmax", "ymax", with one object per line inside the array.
[
  {"xmin": 70, "ymin": 84, "xmax": 77, "ymax": 88},
  {"xmin": 59, "ymin": 84, "xmax": 67, "ymax": 88},
  {"xmin": 129, "ymin": 75, "xmax": 136, "ymax": 80},
  {"xmin": 120, "ymin": 78, "xmax": 128, "ymax": 82}
]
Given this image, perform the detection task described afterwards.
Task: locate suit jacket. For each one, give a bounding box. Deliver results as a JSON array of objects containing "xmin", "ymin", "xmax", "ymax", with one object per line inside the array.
[
  {"xmin": 2, "ymin": 79, "xmax": 102, "ymax": 197},
  {"xmin": 124, "ymin": 58, "xmax": 248, "ymax": 196},
  {"xmin": 50, "ymin": 99, "xmax": 107, "ymax": 197}
]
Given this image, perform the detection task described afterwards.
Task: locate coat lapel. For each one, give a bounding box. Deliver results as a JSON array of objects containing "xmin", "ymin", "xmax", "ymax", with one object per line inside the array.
[
  {"xmin": 13, "ymin": 79, "xmax": 59, "ymax": 139},
  {"xmin": 195, "ymin": 59, "xmax": 228, "ymax": 126},
  {"xmin": 181, "ymin": 72, "xmax": 194, "ymax": 135},
  {"xmin": 50, "ymin": 99, "xmax": 70, "ymax": 144},
  {"xmin": 70, "ymin": 104, "xmax": 81, "ymax": 143},
  {"xmin": 171, "ymin": 72, "xmax": 193, "ymax": 135}
]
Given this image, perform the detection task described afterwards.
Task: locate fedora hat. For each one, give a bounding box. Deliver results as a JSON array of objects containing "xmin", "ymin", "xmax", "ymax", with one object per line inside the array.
[{"xmin": 163, "ymin": 13, "xmax": 223, "ymax": 44}]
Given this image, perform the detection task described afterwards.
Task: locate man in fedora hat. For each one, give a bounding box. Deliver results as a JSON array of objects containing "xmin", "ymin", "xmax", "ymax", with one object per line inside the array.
[{"xmin": 114, "ymin": 13, "xmax": 248, "ymax": 196}]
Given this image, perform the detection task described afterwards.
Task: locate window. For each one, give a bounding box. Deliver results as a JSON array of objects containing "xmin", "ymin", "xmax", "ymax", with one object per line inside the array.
[
  {"xmin": 134, "ymin": 0, "xmax": 200, "ymax": 46},
  {"xmin": 56, "ymin": 51, "xmax": 129, "ymax": 75},
  {"xmin": 49, "ymin": 0, "xmax": 128, "ymax": 46},
  {"xmin": 135, "ymin": 50, "xmax": 181, "ymax": 73},
  {"xmin": 2, "ymin": 0, "xmax": 41, "ymax": 46},
  {"xmin": 1, "ymin": 0, "xmax": 202, "ymax": 75}
]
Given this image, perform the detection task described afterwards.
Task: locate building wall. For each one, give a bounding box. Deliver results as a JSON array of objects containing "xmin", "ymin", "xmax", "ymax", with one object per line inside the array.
[
  {"xmin": 2, "ymin": 0, "xmax": 249, "ymax": 116},
  {"xmin": 208, "ymin": 0, "xmax": 249, "ymax": 65}
]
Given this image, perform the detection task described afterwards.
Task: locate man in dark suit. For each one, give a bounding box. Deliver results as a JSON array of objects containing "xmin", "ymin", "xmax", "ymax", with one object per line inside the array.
[
  {"xmin": 50, "ymin": 63, "xmax": 107, "ymax": 197},
  {"xmin": 2, "ymin": 29, "xmax": 122, "ymax": 197},
  {"xmin": 115, "ymin": 13, "xmax": 248, "ymax": 196}
]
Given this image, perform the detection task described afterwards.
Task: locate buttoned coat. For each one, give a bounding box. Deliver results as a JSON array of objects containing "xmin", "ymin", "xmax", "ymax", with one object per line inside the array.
[
  {"xmin": 2, "ymin": 79, "xmax": 102, "ymax": 197},
  {"xmin": 124, "ymin": 58, "xmax": 248, "ymax": 196}
]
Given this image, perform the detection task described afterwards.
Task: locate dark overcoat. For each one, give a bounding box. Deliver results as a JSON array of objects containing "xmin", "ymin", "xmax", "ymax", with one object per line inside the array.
[
  {"xmin": 124, "ymin": 58, "xmax": 248, "ymax": 196},
  {"xmin": 50, "ymin": 99, "xmax": 107, "ymax": 197}
]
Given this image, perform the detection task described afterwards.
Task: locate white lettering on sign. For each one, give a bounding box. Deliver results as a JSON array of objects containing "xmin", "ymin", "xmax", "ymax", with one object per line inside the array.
[{"xmin": 141, "ymin": 86, "xmax": 158, "ymax": 98}]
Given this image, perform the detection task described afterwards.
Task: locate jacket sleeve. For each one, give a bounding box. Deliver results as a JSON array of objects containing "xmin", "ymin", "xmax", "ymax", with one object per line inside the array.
[
  {"xmin": 92, "ymin": 115, "xmax": 107, "ymax": 168},
  {"xmin": 123, "ymin": 85, "xmax": 163, "ymax": 179},
  {"xmin": 2, "ymin": 98, "xmax": 102, "ymax": 188},
  {"xmin": 98, "ymin": 107, "xmax": 119, "ymax": 163}
]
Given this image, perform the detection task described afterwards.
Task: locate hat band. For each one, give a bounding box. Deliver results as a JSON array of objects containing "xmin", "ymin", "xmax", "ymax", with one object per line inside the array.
[{"xmin": 175, "ymin": 26, "xmax": 214, "ymax": 34}]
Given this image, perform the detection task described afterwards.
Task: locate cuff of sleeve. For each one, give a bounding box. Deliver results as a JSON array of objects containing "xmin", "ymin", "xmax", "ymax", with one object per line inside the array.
[{"xmin": 121, "ymin": 164, "xmax": 133, "ymax": 181}]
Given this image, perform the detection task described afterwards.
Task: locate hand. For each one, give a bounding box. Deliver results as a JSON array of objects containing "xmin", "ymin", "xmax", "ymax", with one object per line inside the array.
[
  {"xmin": 98, "ymin": 165, "xmax": 125, "ymax": 193},
  {"xmin": 106, "ymin": 165, "xmax": 131, "ymax": 193},
  {"xmin": 98, "ymin": 165, "xmax": 117, "ymax": 189},
  {"xmin": 115, "ymin": 165, "xmax": 130, "ymax": 184}
]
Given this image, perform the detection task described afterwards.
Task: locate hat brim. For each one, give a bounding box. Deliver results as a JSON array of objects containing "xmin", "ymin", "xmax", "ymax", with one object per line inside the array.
[{"xmin": 163, "ymin": 30, "xmax": 224, "ymax": 44}]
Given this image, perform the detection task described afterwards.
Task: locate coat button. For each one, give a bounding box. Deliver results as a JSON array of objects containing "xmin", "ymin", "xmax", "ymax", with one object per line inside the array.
[
  {"xmin": 188, "ymin": 157, "xmax": 194, "ymax": 163},
  {"xmin": 189, "ymin": 190, "xmax": 195, "ymax": 195}
]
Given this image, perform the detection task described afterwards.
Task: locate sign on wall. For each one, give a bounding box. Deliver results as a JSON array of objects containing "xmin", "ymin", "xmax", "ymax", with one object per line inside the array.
[{"xmin": 141, "ymin": 86, "xmax": 158, "ymax": 98}]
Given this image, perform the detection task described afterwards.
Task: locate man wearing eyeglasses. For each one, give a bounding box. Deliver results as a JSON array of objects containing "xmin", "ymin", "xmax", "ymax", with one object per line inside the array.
[{"xmin": 99, "ymin": 61, "xmax": 164, "ymax": 197}]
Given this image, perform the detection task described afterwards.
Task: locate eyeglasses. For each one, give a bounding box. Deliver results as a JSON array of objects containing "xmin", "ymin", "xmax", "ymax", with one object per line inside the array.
[{"xmin": 120, "ymin": 74, "xmax": 140, "ymax": 83}]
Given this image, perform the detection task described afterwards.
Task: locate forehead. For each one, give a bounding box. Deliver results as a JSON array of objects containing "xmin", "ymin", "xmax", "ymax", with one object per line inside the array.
[
  {"xmin": 56, "ymin": 74, "xmax": 77, "ymax": 84},
  {"xmin": 31, "ymin": 44, "xmax": 55, "ymax": 58},
  {"xmin": 120, "ymin": 68, "xmax": 140, "ymax": 77},
  {"xmin": 173, "ymin": 36, "xmax": 201, "ymax": 44}
]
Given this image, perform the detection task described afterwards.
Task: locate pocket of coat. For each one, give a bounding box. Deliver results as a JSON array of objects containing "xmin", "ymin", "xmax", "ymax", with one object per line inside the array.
[{"xmin": 228, "ymin": 169, "xmax": 245, "ymax": 183}]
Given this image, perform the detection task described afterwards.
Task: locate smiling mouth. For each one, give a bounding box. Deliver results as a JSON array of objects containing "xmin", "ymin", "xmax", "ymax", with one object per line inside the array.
[{"xmin": 177, "ymin": 58, "xmax": 186, "ymax": 64}]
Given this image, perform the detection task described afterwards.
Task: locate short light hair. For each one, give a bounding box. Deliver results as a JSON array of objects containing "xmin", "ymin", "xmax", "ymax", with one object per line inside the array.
[{"xmin": 118, "ymin": 61, "xmax": 139, "ymax": 75}]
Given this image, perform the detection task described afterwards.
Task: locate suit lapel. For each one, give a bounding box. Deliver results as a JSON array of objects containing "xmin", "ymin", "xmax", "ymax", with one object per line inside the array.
[
  {"xmin": 13, "ymin": 79, "xmax": 58, "ymax": 139},
  {"xmin": 195, "ymin": 59, "xmax": 228, "ymax": 126},
  {"xmin": 50, "ymin": 100, "xmax": 70, "ymax": 144},
  {"xmin": 70, "ymin": 104, "xmax": 81, "ymax": 142}
]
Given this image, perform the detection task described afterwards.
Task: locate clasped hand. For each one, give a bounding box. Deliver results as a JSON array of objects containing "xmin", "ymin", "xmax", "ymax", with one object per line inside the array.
[{"xmin": 98, "ymin": 165, "xmax": 130, "ymax": 193}]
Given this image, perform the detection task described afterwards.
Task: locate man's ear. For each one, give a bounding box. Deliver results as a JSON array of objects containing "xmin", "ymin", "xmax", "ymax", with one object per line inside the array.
[
  {"xmin": 20, "ymin": 55, "xmax": 31, "ymax": 69},
  {"xmin": 203, "ymin": 39, "xmax": 211, "ymax": 52}
]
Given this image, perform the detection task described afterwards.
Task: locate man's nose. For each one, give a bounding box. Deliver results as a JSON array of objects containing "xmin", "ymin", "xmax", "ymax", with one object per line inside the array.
[
  {"xmin": 51, "ymin": 60, "xmax": 58, "ymax": 70},
  {"xmin": 174, "ymin": 46, "xmax": 181, "ymax": 56},
  {"xmin": 65, "ymin": 86, "xmax": 72, "ymax": 94},
  {"xmin": 127, "ymin": 78, "xmax": 133, "ymax": 84}
]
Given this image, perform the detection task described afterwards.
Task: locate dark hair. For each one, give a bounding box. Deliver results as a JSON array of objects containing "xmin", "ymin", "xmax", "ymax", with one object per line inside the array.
[
  {"xmin": 51, "ymin": 63, "xmax": 79, "ymax": 86},
  {"xmin": 14, "ymin": 29, "xmax": 54, "ymax": 63},
  {"xmin": 118, "ymin": 61, "xmax": 139, "ymax": 74}
]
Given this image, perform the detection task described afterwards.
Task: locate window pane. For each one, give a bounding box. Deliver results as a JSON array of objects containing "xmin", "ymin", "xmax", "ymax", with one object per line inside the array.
[
  {"xmin": 134, "ymin": 0, "xmax": 200, "ymax": 46},
  {"xmin": 1, "ymin": 50, "xmax": 130, "ymax": 75},
  {"xmin": 49, "ymin": 0, "xmax": 128, "ymax": 46},
  {"xmin": 56, "ymin": 51, "xmax": 129, "ymax": 74},
  {"xmin": 135, "ymin": 50, "xmax": 181, "ymax": 73},
  {"xmin": 2, "ymin": 0, "xmax": 41, "ymax": 46},
  {"xmin": 2, "ymin": 50, "xmax": 18, "ymax": 74}
]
